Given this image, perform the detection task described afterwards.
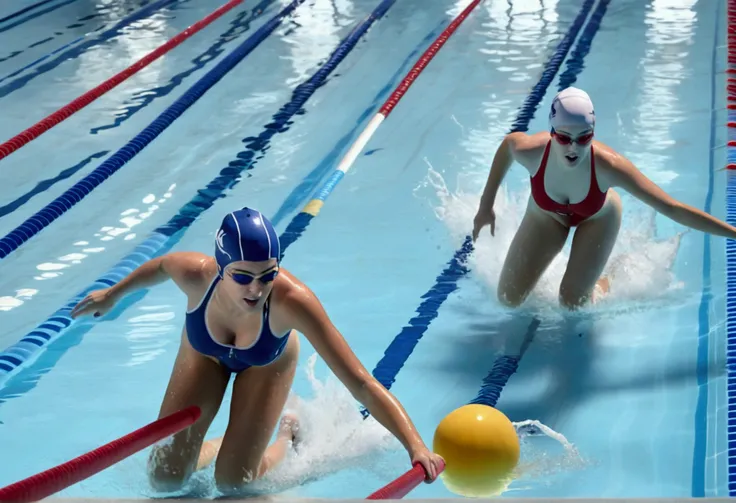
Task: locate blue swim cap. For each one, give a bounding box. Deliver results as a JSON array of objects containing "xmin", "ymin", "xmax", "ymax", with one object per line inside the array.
[{"xmin": 215, "ymin": 208, "xmax": 280, "ymax": 276}]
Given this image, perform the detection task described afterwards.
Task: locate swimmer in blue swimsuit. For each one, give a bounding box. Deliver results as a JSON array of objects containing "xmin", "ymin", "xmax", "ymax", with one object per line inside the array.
[{"xmin": 71, "ymin": 207, "xmax": 443, "ymax": 495}]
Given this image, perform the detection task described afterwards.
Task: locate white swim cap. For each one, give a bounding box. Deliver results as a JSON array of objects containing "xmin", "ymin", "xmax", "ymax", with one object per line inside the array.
[{"xmin": 549, "ymin": 87, "xmax": 595, "ymax": 131}]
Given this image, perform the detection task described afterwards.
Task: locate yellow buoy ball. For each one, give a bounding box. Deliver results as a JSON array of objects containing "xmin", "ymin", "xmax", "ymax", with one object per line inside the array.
[{"xmin": 433, "ymin": 404, "xmax": 519, "ymax": 498}]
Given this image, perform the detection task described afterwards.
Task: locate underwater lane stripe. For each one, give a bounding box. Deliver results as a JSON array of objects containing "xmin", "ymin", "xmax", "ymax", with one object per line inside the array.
[
  {"xmin": 466, "ymin": 0, "xmax": 612, "ymax": 413},
  {"xmin": 0, "ymin": 0, "xmax": 179, "ymax": 98},
  {"xmin": 88, "ymin": 0, "xmax": 276, "ymax": 134},
  {"xmin": 0, "ymin": 0, "xmax": 290, "ymax": 261},
  {"xmin": 268, "ymin": 19, "xmax": 447, "ymax": 227},
  {"xmin": 0, "ymin": 14, "xmax": 458, "ymax": 408},
  {"xmin": 0, "ymin": 0, "xmax": 79, "ymax": 35},
  {"xmin": 0, "ymin": 0, "xmax": 275, "ymax": 222},
  {"xmin": 0, "ymin": 151, "xmax": 109, "ymax": 219},
  {"xmin": 0, "ymin": 0, "xmax": 158, "ymax": 85},
  {"xmin": 690, "ymin": 0, "xmax": 721, "ymax": 495},
  {"xmin": 0, "ymin": 0, "xmax": 245, "ymax": 162},
  {"xmin": 0, "ymin": 0, "xmax": 148, "ymax": 70},
  {"xmin": 151, "ymin": 0, "xmax": 398, "ymax": 240},
  {"xmin": 279, "ymin": 0, "xmax": 483, "ymax": 255},
  {"xmin": 0, "ymin": 0, "xmax": 397, "ymax": 385},
  {"xmin": 363, "ymin": 0, "xmax": 600, "ymax": 414},
  {"xmin": 0, "ymin": 0, "xmax": 57, "ymax": 25}
]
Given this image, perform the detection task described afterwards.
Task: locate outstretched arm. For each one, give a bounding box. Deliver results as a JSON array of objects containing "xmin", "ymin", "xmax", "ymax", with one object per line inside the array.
[
  {"xmin": 71, "ymin": 252, "xmax": 207, "ymax": 318},
  {"xmin": 287, "ymin": 286, "xmax": 443, "ymax": 480},
  {"xmin": 608, "ymin": 155, "xmax": 736, "ymax": 239}
]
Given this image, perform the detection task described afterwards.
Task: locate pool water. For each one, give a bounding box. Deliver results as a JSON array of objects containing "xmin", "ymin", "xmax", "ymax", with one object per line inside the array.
[{"xmin": 0, "ymin": 0, "xmax": 729, "ymax": 498}]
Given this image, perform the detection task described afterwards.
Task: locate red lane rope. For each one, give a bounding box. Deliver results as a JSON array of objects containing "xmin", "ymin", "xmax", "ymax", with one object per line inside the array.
[
  {"xmin": 0, "ymin": 0, "xmax": 244, "ymax": 163},
  {"xmin": 729, "ymin": 0, "xmax": 736, "ymax": 168},
  {"xmin": 0, "ymin": 406, "xmax": 201, "ymax": 502},
  {"xmin": 366, "ymin": 461, "xmax": 445, "ymax": 500},
  {"xmin": 378, "ymin": 0, "xmax": 482, "ymax": 118},
  {"xmin": 361, "ymin": 3, "xmax": 485, "ymax": 499}
]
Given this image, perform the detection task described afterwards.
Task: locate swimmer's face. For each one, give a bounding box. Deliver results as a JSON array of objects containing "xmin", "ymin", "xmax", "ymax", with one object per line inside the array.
[
  {"xmin": 222, "ymin": 259, "xmax": 279, "ymax": 310},
  {"xmin": 550, "ymin": 125, "xmax": 594, "ymax": 167}
]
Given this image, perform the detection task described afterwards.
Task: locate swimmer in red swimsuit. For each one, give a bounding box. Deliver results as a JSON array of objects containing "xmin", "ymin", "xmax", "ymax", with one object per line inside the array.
[{"xmin": 472, "ymin": 86, "xmax": 736, "ymax": 309}]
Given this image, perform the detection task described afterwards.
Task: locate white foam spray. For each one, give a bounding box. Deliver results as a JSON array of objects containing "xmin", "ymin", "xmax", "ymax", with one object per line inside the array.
[{"xmin": 414, "ymin": 162, "xmax": 686, "ymax": 317}]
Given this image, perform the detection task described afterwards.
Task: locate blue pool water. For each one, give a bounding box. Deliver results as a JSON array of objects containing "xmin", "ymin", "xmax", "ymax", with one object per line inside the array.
[{"xmin": 0, "ymin": 0, "xmax": 729, "ymax": 498}]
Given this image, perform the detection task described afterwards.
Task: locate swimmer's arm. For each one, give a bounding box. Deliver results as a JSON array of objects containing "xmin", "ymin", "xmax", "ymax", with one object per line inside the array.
[
  {"xmin": 287, "ymin": 288, "xmax": 427, "ymax": 456},
  {"xmin": 478, "ymin": 132, "xmax": 542, "ymax": 209},
  {"xmin": 478, "ymin": 133, "xmax": 521, "ymax": 210},
  {"xmin": 107, "ymin": 252, "xmax": 206, "ymax": 301},
  {"xmin": 608, "ymin": 157, "xmax": 736, "ymax": 239}
]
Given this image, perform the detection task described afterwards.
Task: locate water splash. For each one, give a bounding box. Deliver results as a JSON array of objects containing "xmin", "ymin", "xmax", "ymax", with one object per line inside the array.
[
  {"xmin": 416, "ymin": 164, "xmax": 686, "ymax": 316},
  {"xmin": 244, "ymin": 354, "xmax": 402, "ymax": 495},
  {"xmin": 510, "ymin": 419, "xmax": 589, "ymax": 490}
]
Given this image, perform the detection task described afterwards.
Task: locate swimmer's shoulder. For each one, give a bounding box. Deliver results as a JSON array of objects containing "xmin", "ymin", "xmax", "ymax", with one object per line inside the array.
[
  {"xmin": 160, "ymin": 251, "xmax": 218, "ymax": 299},
  {"xmin": 268, "ymin": 268, "xmax": 326, "ymax": 335},
  {"xmin": 505, "ymin": 131, "xmax": 549, "ymax": 172},
  {"xmin": 591, "ymin": 141, "xmax": 636, "ymax": 188}
]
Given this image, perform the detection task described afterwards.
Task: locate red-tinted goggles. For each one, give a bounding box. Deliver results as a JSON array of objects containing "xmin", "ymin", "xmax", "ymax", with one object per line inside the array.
[{"xmin": 551, "ymin": 128, "xmax": 594, "ymax": 146}]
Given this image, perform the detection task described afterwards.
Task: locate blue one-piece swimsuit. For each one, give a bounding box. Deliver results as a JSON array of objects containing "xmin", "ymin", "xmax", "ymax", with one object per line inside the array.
[{"xmin": 185, "ymin": 275, "xmax": 290, "ymax": 373}]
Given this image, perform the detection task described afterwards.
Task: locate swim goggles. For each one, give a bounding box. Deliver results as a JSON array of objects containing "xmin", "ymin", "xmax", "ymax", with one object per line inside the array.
[
  {"xmin": 229, "ymin": 267, "xmax": 279, "ymax": 285},
  {"xmin": 551, "ymin": 128, "xmax": 594, "ymax": 146}
]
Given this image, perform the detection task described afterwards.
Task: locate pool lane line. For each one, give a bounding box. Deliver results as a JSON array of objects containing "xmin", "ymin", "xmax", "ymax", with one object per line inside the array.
[
  {"xmin": 362, "ymin": 0, "xmax": 601, "ymax": 416},
  {"xmin": 88, "ymin": 0, "xmax": 276, "ymax": 134},
  {"xmin": 720, "ymin": 0, "xmax": 736, "ymax": 497},
  {"xmin": 0, "ymin": 8, "xmax": 456, "ymax": 405},
  {"xmin": 0, "ymin": 0, "xmax": 304, "ymax": 262},
  {"xmin": 0, "ymin": 0, "xmax": 397, "ymax": 385},
  {"xmin": 0, "ymin": 0, "xmax": 275, "ymax": 222},
  {"xmin": 0, "ymin": 0, "xmax": 246, "ymax": 163},
  {"xmin": 465, "ymin": 0, "xmax": 612, "ymax": 411},
  {"xmin": 278, "ymin": 0, "xmax": 486, "ymax": 256},
  {"xmin": 0, "ymin": 0, "xmax": 58, "ymax": 25},
  {"xmin": 0, "ymin": 0, "xmax": 77, "ymax": 33},
  {"xmin": 0, "ymin": 0, "xmax": 149, "ymax": 69},
  {"xmin": 0, "ymin": 0, "xmax": 161, "ymax": 85},
  {"xmin": 0, "ymin": 0, "xmax": 180, "ymax": 99},
  {"xmin": 0, "ymin": 151, "xmax": 109, "ymax": 218}
]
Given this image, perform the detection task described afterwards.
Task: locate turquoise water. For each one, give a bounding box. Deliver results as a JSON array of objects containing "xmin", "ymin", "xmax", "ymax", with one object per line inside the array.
[{"xmin": 0, "ymin": 0, "xmax": 728, "ymax": 498}]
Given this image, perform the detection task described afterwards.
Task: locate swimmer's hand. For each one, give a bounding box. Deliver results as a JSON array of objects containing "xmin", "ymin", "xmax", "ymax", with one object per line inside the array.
[
  {"xmin": 70, "ymin": 288, "xmax": 118, "ymax": 319},
  {"xmin": 472, "ymin": 206, "xmax": 496, "ymax": 241},
  {"xmin": 410, "ymin": 447, "xmax": 444, "ymax": 482}
]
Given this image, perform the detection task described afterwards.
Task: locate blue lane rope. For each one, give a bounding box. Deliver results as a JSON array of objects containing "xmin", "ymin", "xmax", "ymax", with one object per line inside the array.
[
  {"xmin": 89, "ymin": 0, "xmax": 277, "ymax": 134},
  {"xmin": 0, "ymin": 0, "xmax": 274, "ymax": 222},
  {"xmin": 465, "ymin": 0, "xmax": 613, "ymax": 412},
  {"xmin": 469, "ymin": 318, "xmax": 539, "ymax": 407},
  {"xmin": 0, "ymin": 0, "xmax": 180, "ymax": 97},
  {"xmin": 0, "ymin": 151, "xmax": 109, "ymax": 219},
  {"xmin": 268, "ymin": 19, "xmax": 448, "ymax": 227},
  {"xmin": 556, "ymin": 0, "xmax": 611, "ymax": 90},
  {"xmin": 0, "ymin": 11, "xmax": 446, "ymax": 400},
  {"xmin": 0, "ymin": 0, "xmax": 398, "ymax": 382},
  {"xmin": 359, "ymin": 0, "xmax": 598, "ymax": 419},
  {"xmin": 0, "ymin": 0, "xmax": 300, "ymax": 262}
]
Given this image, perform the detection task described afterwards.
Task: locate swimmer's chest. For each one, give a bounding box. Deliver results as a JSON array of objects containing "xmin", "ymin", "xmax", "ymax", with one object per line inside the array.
[
  {"xmin": 206, "ymin": 309, "xmax": 264, "ymax": 348},
  {"xmin": 541, "ymin": 165, "xmax": 593, "ymax": 205}
]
